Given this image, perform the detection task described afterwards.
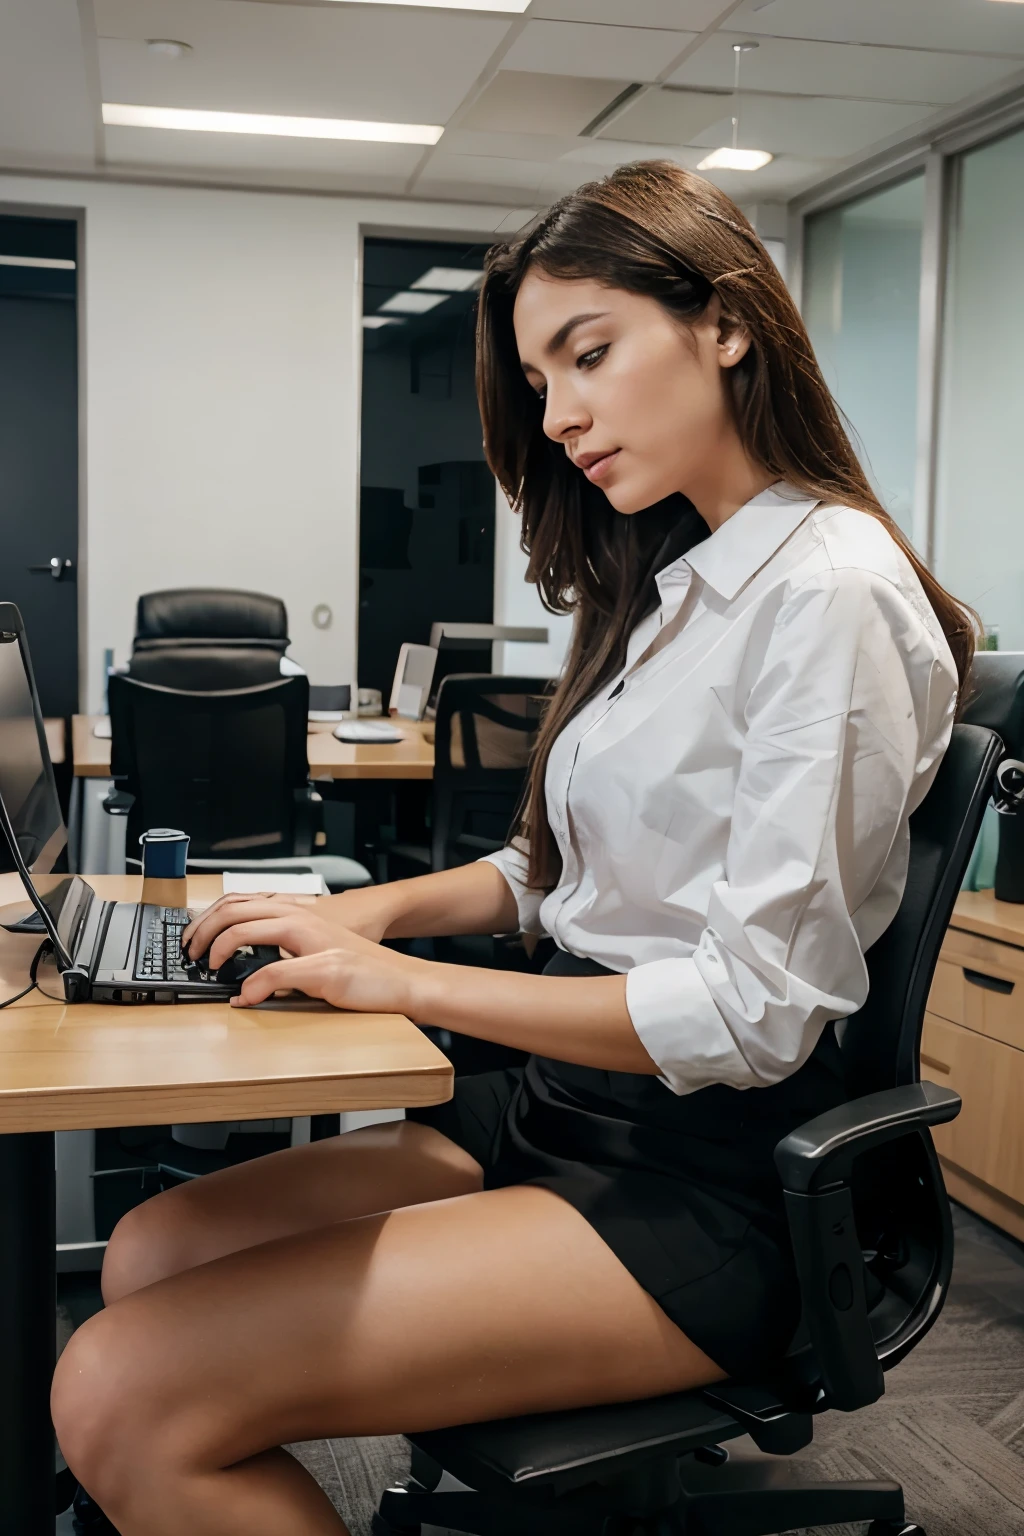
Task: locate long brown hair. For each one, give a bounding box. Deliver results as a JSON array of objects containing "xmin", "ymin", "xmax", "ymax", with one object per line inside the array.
[{"xmin": 476, "ymin": 160, "xmax": 975, "ymax": 891}]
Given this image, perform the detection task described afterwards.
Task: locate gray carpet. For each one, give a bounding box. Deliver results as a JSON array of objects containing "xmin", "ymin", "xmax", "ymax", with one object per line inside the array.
[{"xmin": 288, "ymin": 1205, "xmax": 1024, "ymax": 1536}]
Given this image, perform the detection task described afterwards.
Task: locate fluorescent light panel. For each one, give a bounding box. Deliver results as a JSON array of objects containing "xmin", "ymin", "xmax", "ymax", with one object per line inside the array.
[
  {"xmin": 363, "ymin": 315, "xmax": 404, "ymax": 329},
  {"xmin": 411, "ymin": 267, "xmax": 483, "ymax": 292},
  {"xmin": 326, "ymin": 0, "xmax": 529, "ymax": 10},
  {"xmin": 380, "ymin": 290, "xmax": 447, "ymax": 315},
  {"xmin": 0, "ymin": 254, "xmax": 75, "ymax": 270},
  {"xmin": 102, "ymin": 103, "xmax": 442, "ymax": 145},
  {"xmin": 698, "ymin": 147, "xmax": 773, "ymax": 171}
]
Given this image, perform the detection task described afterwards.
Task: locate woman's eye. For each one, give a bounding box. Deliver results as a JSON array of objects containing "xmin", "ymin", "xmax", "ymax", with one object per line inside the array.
[{"xmin": 578, "ymin": 344, "xmax": 608, "ymax": 370}]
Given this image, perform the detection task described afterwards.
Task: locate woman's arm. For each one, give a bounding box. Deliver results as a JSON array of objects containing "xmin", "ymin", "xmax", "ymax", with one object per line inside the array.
[
  {"xmin": 230, "ymin": 937, "xmax": 661, "ymax": 1076},
  {"xmin": 325, "ymin": 859, "xmax": 521, "ymax": 941}
]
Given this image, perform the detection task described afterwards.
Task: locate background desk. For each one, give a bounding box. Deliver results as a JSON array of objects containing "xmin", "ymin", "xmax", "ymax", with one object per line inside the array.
[
  {"xmin": 925, "ymin": 889, "xmax": 1024, "ymax": 1243},
  {"xmin": 69, "ymin": 715, "xmax": 435, "ymax": 873},
  {"xmin": 0, "ymin": 872, "xmax": 452, "ymax": 1533}
]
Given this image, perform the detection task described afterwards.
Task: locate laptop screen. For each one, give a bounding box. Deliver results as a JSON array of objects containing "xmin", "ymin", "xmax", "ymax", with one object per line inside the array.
[{"xmin": 0, "ymin": 621, "xmax": 66, "ymax": 874}]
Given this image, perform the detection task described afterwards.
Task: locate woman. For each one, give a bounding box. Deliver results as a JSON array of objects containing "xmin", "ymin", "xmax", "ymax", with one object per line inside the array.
[{"xmin": 52, "ymin": 162, "xmax": 973, "ymax": 1535}]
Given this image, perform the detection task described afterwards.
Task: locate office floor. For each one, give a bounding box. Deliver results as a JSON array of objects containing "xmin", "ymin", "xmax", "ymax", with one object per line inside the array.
[{"xmin": 56, "ymin": 1203, "xmax": 1024, "ymax": 1536}]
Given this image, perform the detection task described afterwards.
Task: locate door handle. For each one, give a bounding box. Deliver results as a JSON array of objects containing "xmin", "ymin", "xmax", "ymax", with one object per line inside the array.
[{"xmin": 26, "ymin": 558, "xmax": 74, "ymax": 582}]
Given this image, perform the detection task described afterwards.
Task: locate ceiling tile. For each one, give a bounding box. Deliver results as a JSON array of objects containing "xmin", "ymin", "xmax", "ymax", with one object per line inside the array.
[
  {"xmin": 501, "ymin": 20, "xmax": 696, "ymax": 82},
  {"xmin": 599, "ymin": 87, "xmax": 733, "ymax": 145},
  {"xmin": 689, "ymin": 92, "xmax": 936, "ymax": 157},
  {"xmin": 723, "ymin": 0, "xmax": 1024, "ymax": 56},
  {"xmin": 0, "ymin": 0, "xmax": 97, "ymax": 168},
  {"xmin": 95, "ymin": 0, "xmax": 511, "ymax": 125},
  {"xmin": 670, "ymin": 32, "xmax": 1021, "ymax": 103},
  {"xmin": 532, "ymin": 0, "xmax": 728, "ymax": 28},
  {"xmin": 460, "ymin": 71, "xmax": 624, "ymax": 134},
  {"xmin": 417, "ymin": 154, "xmax": 548, "ymax": 203},
  {"xmin": 103, "ymin": 122, "xmax": 423, "ymax": 192},
  {"xmin": 439, "ymin": 128, "xmax": 579, "ymax": 161}
]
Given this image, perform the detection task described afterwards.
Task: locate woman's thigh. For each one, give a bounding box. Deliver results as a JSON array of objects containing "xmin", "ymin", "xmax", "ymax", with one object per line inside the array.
[
  {"xmin": 101, "ymin": 1119, "xmax": 483, "ymax": 1302},
  {"xmin": 56, "ymin": 1183, "xmax": 725, "ymax": 1483}
]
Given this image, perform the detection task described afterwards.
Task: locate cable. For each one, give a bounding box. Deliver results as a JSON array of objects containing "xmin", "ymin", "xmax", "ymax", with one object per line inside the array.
[{"xmin": 0, "ymin": 940, "xmax": 50, "ymax": 1009}]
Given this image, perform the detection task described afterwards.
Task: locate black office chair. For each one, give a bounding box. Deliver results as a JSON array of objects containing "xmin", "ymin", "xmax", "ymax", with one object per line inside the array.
[
  {"xmin": 372, "ymin": 720, "xmax": 1002, "ymax": 1536},
  {"xmin": 127, "ymin": 588, "xmax": 290, "ymax": 690},
  {"xmin": 104, "ymin": 672, "xmax": 370, "ymax": 891},
  {"xmin": 386, "ymin": 675, "xmax": 553, "ymax": 880}
]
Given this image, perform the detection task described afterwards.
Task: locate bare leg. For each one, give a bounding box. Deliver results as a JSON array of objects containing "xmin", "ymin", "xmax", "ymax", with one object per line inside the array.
[
  {"xmin": 101, "ymin": 1119, "xmax": 483, "ymax": 1302},
  {"xmin": 54, "ymin": 1184, "xmax": 725, "ymax": 1536}
]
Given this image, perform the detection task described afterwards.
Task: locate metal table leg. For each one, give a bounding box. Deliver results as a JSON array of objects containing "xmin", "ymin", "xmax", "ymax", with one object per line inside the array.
[{"xmin": 0, "ymin": 1131, "xmax": 56, "ymax": 1535}]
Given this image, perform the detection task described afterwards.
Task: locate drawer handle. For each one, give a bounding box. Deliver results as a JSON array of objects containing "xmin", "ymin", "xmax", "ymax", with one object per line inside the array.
[
  {"xmin": 920, "ymin": 1052, "xmax": 951, "ymax": 1076},
  {"xmin": 963, "ymin": 968, "xmax": 1014, "ymax": 994}
]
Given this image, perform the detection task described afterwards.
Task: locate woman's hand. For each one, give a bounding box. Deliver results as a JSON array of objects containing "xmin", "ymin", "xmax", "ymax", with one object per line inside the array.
[
  {"xmin": 181, "ymin": 891, "xmax": 389, "ymax": 971},
  {"xmin": 229, "ymin": 927, "xmax": 432, "ymax": 1017}
]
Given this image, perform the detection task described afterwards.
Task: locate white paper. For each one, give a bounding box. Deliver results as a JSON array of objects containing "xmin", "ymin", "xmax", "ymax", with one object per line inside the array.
[{"xmin": 222, "ymin": 871, "xmax": 327, "ymax": 895}]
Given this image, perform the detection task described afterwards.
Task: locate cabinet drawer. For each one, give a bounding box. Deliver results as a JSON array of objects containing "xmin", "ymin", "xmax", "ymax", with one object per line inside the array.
[
  {"xmin": 935, "ymin": 928, "xmax": 1024, "ymax": 1050},
  {"xmin": 921, "ymin": 1013, "xmax": 1024, "ymax": 1207}
]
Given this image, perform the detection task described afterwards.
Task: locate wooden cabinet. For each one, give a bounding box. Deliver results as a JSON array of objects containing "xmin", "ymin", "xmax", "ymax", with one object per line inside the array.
[{"xmin": 924, "ymin": 890, "xmax": 1024, "ymax": 1241}]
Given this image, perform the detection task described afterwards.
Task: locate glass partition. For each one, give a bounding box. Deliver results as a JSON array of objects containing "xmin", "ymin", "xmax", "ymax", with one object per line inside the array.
[
  {"xmin": 804, "ymin": 175, "xmax": 925, "ymax": 535},
  {"xmin": 934, "ymin": 124, "xmax": 1024, "ymax": 650}
]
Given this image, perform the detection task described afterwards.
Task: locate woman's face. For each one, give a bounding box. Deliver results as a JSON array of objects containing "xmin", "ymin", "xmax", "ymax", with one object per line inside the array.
[{"xmin": 512, "ymin": 273, "xmax": 750, "ymax": 515}]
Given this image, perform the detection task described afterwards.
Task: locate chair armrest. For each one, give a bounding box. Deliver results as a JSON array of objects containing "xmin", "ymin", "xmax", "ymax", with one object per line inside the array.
[
  {"xmin": 102, "ymin": 789, "xmax": 135, "ymax": 817},
  {"xmin": 773, "ymin": 1081, "xmax": 961, "ymax": 1413},
  {"xmin": 775, "ymin": 1080, "xmax": 962, "ymax": 1194}
]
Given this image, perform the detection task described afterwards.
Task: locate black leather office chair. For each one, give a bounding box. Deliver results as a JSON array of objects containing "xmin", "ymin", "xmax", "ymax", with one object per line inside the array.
[
  {"xmin": 104, "ymin": 672, "xmax": 370, "ymax": 891},
  {"xmin": 127, "ymin": 588, "xmax": 290, "ymax": 690},
  {"xmin": 372, "ymin": 720, "xmax": 1002, "ymax": 1536}
]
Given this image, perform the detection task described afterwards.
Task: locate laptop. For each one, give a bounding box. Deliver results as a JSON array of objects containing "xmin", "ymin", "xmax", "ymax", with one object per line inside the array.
[{"xmin": 0, "ymin": 601, "xmax": 236, "ymax": 1004}]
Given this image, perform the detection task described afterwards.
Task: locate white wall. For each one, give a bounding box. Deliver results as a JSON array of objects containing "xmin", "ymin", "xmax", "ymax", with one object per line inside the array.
[
  {"xmin": 0, "ymin": 172, "xmax": 526, "ymax": 710},
  {"xmin": 492, "ymin": 483, "xmax": 573, "ymax": 681}
]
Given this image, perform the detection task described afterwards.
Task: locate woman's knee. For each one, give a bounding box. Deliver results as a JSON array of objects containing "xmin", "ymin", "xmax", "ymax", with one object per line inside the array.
[
  {"xmin": 102, "ymin": 1185, "xmax": 207, "ymax": 1304},
  {"xmin": 52, "ymin": 1309, "xmax": 154, "ymax": 1506}
]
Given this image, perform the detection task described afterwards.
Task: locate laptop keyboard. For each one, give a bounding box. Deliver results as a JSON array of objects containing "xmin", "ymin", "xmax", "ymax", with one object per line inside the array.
[{"xmin": 136, "ymin": 907, "xmax": 190, "ymax": 982}]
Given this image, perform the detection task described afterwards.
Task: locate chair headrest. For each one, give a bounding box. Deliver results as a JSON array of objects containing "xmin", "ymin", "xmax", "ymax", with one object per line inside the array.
[
  {"xmin": 134, "ymin": 589, "xmax": 289, "ymax": 646},
  {"xmin": 959, "ymin": 651, "xmax": 1024, "ymax": 753}
]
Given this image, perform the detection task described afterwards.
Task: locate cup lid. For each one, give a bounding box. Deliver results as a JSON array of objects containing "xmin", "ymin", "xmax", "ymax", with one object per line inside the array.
[{"xmin": 139, "ymin": 827, "xmax": 189, "ymax": 843}]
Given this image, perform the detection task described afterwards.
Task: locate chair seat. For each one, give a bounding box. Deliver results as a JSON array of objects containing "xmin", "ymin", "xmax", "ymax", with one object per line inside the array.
[{"xmin": 409, "ymin": 1389, "xmax": 744, "ymax": 1496}]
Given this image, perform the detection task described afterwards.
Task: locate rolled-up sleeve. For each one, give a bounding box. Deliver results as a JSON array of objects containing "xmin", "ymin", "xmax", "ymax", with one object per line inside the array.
[
  {"xmin": 625, "ymin": 567, "xmax": 957, "ymax": 1095},
  {"xmin": 481, "ymin": 836, "xmax": 547, "ymax": 935}
]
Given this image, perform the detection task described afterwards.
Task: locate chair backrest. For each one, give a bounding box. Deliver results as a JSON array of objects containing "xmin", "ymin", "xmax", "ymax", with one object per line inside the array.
[
  {"xmin": 129, "ymin": 588, "xmax": 290, "ymax": 691},
  {"xmin": 108, "ymin": 671, "xmax": 309, "ymax": 859},
  {"xmin": 430, "ymin": 675, "xmax": 553, "ymax": 872},
  {"xmin": 841, "ymin": 722, "xmax": 1003, "ymax": 1097}
]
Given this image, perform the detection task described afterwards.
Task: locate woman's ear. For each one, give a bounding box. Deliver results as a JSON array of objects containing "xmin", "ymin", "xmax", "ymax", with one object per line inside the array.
[{"xmin": 716, "ymin": 314, "xmax": 752, "ymax": 370}]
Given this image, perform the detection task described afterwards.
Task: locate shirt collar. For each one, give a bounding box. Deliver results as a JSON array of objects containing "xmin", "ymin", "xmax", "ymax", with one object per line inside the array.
[{"xmin": 657, "ymin": 483, "xmax": 820, "ymax": 603}]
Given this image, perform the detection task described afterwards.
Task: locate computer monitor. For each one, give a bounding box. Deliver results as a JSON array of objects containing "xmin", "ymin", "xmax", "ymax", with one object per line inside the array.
[{"xmin": 0, "ymin": 603, "xmax": 66, "ymax": 874}]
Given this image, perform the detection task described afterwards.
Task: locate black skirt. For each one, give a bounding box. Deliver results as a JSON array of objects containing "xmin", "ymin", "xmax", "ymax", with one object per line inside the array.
[{"xmin": 408, "ymin": 949, "xmax": 847, "ymax": 1378}]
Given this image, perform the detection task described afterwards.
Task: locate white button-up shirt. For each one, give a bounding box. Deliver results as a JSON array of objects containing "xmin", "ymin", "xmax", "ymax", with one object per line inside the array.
[{"xmin": 483, "ymin": 485, "xmax": 958, "ymax": 1096}]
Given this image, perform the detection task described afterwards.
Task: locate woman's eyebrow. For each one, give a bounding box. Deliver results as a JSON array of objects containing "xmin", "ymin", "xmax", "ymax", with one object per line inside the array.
[{"xmin": 521, "ymin": 311, "xmax": 610, "ymax": 373}]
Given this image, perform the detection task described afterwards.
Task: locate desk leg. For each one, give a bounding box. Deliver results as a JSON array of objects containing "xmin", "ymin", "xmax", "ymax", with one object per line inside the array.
[{"xmin": 0, "ymin": 1132, "xmax": 56, "ymax": 1535}]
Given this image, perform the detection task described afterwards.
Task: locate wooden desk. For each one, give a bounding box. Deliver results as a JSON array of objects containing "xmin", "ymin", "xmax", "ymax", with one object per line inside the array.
[
  {"xmin": 72, "ymin": 714, "xmax": 435, "ymax": 781},
  {"xmin": 925, "ymin": 889, "xmax": 1024, "ymax": 1243},
  {"xmin": 0, "ymin": 872, "xmax": 451, "ymax": 1530}
]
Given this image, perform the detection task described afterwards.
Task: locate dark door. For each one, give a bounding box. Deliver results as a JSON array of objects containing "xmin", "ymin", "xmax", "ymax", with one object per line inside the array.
[{"xmin": 0, "ymin": 215, "xmax": 79, "ymax": 716}]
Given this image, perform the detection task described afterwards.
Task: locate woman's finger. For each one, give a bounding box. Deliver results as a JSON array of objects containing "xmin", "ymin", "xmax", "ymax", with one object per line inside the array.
[
  {"xmin": 184, "ymin": 898, "xmax": 305, "ymax": 958},
  {"xmin": 205, "ymin": 918, "xmax": 315, "ymax": 971},
  {"xmin": 231, "ymin": 953, "xmax": 336, "ymax": 1008}
]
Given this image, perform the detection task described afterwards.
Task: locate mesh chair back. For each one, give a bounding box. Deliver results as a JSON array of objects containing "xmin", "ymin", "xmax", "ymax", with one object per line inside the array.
[
  {"xmin": 431, "ymin": 675, "xmax": 553, "ymax": 872},
  {"xmin": 130, "ymin": 588, "xmax": 290, "ymax": 690},
  {"xmin": 108, "ymin": 672, "xmax": 310, "ymax": 859}
]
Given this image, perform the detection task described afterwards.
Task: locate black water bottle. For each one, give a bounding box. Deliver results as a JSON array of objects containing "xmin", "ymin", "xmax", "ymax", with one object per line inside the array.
[{"xmin": 995, "ymin": 811, "xmax": 1024, "ymax": 902}]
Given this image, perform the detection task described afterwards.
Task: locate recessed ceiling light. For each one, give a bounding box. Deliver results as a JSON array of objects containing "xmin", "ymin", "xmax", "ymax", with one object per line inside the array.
[
  {"xmin": 101, "ymin": 103, "xmax": 443, "ymax": 145},
  {"xmin": 146, "ymin": 39, "xmax": 192, "ymax": 59},
  {"xmin": 379, "ymin": 291, "xmax": 448, "ymax": 315},
  {"xmin": 363, "ymin": 315, "xmax": 405, "ymax": 329},
  {"xmin": 410, "ymin": 267, "xmax": 484, "ymax": 292},
  {"xmin": 0, "ymin": 254, "xmax": 76, "ymax": 270},
  {"xmin": 987, "ymin": 1, "xmax": 1024, "ymax": 6},
  {"xmin": 326, "ymin": 0, "xmax": 529, "ymax": 9},
  {"xmin": 698, "ymin": 147, "xmax": 773, "ymax": 171}
]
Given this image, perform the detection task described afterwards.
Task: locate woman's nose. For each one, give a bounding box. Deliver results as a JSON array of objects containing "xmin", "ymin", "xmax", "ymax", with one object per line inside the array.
[{"xmin": 543, "ymin": 394, "xmax": 591, "ymax": 444}]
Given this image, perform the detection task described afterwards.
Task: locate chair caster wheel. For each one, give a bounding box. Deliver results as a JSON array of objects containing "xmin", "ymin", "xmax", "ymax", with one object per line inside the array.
[
  {"xmin": 371, "ymin": 1514, "xmax": 421, "ymax": 1536},
  {"xmin": 867, "ymin": 1523, "xmax": 926, "ymax": 1536}
]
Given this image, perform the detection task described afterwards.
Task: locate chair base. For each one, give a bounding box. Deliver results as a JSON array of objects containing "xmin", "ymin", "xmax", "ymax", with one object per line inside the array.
[{"xmin": 375, "ymin": 1449, "xmax": 912, "ymax": 1536}]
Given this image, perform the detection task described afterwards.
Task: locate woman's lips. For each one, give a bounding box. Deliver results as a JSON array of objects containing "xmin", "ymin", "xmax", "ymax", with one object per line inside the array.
[{"xmin": 582, "ymin": 449, "xmax": 621, "ymax": 482}]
